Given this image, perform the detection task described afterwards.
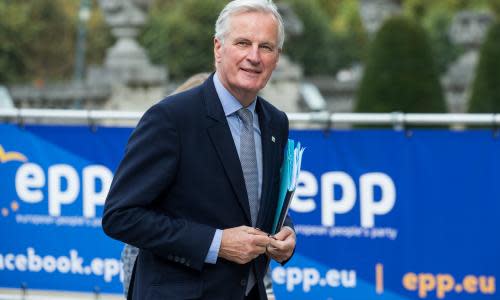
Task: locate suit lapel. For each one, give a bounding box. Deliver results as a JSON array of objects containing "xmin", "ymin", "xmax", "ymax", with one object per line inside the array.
[
  {"xmin": 256, "ymin": 99, "xmax": 278, "ymax": 228},
  {"xmin": 203, "ymin": 75, "xmax": 252, "ymax": 224}
]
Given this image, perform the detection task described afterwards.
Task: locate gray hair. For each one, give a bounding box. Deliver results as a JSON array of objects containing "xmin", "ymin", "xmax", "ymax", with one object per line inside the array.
[{"xmin": 215, "ymin": 0, "xmax": 285, "ymax": 49}]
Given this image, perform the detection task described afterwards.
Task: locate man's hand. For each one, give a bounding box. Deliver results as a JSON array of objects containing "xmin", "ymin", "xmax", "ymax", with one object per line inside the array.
[
  {"xmin": 267, "ymin": 226, "xmax": 296, "ymax": 263},
  {"xmin": 219, "ymin": 226, "xmax": 271, "ymax": 264}
]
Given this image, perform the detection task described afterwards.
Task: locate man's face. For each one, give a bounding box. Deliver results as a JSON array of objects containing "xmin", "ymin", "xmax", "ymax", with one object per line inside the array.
[{"xmin": 214, "ymin": 11, "xmax": 280, "ymax": 104}]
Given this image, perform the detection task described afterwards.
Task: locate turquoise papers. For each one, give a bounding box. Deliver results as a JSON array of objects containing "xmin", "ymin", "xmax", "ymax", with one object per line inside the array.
[{"xmin": 272, "ymin": 139, "xmax": 305, "ymax": 234}]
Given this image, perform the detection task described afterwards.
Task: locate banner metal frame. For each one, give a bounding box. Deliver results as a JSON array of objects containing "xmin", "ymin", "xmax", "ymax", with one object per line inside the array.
[{"xmin": 1, "ymin": 108, "xmax": 500, "ymax": 128}]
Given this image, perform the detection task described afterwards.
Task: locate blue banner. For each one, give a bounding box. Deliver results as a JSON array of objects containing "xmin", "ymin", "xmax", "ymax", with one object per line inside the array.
[
  {"xmin": 0, "ymin": 124, "xmax": 129, "ymax": 294},
  {"xmin": 0, "ymin": 124, "xmax": 498, "ymax": 299},
  {"xmin": 272, "ymin": 129, "xmax": 500, "ymax": 300}
]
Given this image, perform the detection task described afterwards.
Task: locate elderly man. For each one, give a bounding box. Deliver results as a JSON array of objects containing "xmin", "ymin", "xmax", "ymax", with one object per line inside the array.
[{"xmin": 102, "ymin": 1, "xmax": 295, "ymax": 299}]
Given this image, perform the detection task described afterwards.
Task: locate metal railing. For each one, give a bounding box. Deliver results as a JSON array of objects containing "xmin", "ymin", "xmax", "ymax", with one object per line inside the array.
[{"xmin": 1, "ymin": 108, "xmax": 500, "ymax": 127}]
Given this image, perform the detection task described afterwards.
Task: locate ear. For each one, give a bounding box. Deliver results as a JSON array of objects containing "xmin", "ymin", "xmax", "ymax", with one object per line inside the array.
[
  {"xmin": 272, "ymin": 48, "xmax": 281, "ymax": 70},
  {"xmin": 214, "ymin": 38, "xmax": 223, "ymax": 63}
]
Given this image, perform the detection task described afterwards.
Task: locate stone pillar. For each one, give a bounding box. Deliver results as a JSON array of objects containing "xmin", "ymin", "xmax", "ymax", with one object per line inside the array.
[
  {"xmin": 95, "ymin": 0, "xmax": 167, "ymax": 86},
  {"xmin": 88, "ymin": 0, "xmax": 168, "ymax": 111},
  {"xmin": 359, "ymin": 0, "xmax": 402, "ymax": 36},
  {"xmin": 443, "ymin": 11, "xmax": 494, "ymax": 112}
]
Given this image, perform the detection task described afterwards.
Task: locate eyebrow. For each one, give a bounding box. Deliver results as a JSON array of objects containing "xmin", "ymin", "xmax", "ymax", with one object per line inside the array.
[{"xmin": 233, "ymin": 38, "xmax": 251, "ymax": 43}]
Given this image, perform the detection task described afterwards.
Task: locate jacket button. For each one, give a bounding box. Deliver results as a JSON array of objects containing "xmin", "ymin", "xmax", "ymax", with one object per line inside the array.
[
  {"xmin": 167, "ymin": 254, "xmax": 173, "ymax": 260},
  {"xmin": 180, "ymin": 258, "xmax": 186, "ymax": 264},
  {"xmin": 240, "ymin": 279, "xmax": 247, "ymax": 286},
  {"xmin": 174, "ymin": 256, "xmax": 180, "ymax": 262}
]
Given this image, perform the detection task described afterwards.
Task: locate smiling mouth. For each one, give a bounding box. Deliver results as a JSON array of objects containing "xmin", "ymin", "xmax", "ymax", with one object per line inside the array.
[{"xmin": 241, "ymin": 68, "xmax": 262, "ymax": 74}]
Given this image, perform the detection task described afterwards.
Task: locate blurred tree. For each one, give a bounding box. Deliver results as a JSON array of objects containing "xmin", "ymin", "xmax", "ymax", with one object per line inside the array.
[
  {"xmin": 420, "ymin": 8, "xmax": 462, "ymax": 74},
  {"xmin": 355, "ymin": 17, "xmax": 446, "ymax": 113},
  {"xmin": 0, "ymin": 0, "xmax": 111, "ymax": 84},
  {"xmin": 402, "ymin": 0, "xmax": 498, "ymax": 74},
  {"xmin": 489, "ymin": 0, "xmax": 500, "ymax": 17},
  {"xmin": 315, "ymin": 0, "xmax": 342, "ymax": 19},
  {"xmin": 326, "ymin": 0, "xmax": 368, "ymax": 68},
  {"xmin": 281, "ymin": 0, "xmax": 336, "ymax": 75},
  {"xmin": 3, "ymin": 0, "xmax": 496, "ymax": 84},
  {"xmin": 16, "ymin": 0, "xmax": 75, "ymax": 83},
  {"xmin": 0, "ymin": 2, "xmax": 32, "ymax": 83},
  {"xmin": 283, "ymin": 0, "xmax": 366, "ymax": 76},
  {"xmin": 140, "ymin": 0, "xmax": 225, "ymax": 79},
  {"xmin": 404, "ymin": 0, "xmax": 490, "ymax": 16},
  {"xmin": 468, "ymin": 22, "xmax": 500, "ymax": 112}
]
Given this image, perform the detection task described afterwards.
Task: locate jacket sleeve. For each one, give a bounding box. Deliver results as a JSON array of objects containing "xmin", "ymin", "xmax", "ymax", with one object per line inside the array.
[{"xmin": 102, "ymin": 103, "xmax": 215, "ymax": 271}]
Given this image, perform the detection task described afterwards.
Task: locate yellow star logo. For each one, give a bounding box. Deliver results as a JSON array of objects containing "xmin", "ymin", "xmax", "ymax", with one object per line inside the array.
[{"xmin": 0, "ymin": 145, "xmax": 27, "ymax": 163}]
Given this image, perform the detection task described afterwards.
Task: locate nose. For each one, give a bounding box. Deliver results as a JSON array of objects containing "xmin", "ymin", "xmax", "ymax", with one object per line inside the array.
[{"xmin": 246, "ymin": 44, "xmax": 261, "ymax": 65}]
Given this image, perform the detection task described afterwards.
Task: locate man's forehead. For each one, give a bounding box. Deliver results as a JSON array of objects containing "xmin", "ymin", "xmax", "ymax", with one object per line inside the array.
[{"xmin": 226, "ymin": 11, "xmax": 279, "ymax": 40}]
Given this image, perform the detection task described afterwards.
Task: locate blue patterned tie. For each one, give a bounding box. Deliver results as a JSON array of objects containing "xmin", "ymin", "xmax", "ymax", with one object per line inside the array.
[
  {"xmin": 237, "ymin": 108, "xmax": 260, "ymax": 226},
  {"xmin": 237, "ymin": 108, "xmax": 259, "ymax": 295}
]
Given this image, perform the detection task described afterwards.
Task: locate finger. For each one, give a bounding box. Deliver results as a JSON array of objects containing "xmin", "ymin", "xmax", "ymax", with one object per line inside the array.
[
  {"xmin": 266, "ymin": 248, "xmax": 284, "ymax": 262},
  {"xmin": 266, "ymin": 244, "xmax": 279, "ymax": 253},
  {"xmin": 267, "ymin": 246, "xmax": 278, "ymax": 253},
  {"xmin": 269, "ymin": 238, "xmax": 286, "ymax": 249},
  {"xmin": 253, "ymin": 244, "xmax": 268, "ymax": 254},
  {"xmin": 256, "ymin": 246, "xmax": 269, "ymax": 256},
  {"xmin": 252, "ymin": 235, "xmax": 271, "ymax": 247},
  {"xmin": 272, "ymin": 231, "xmax": 287, "ymax": 241},
  {"xmin": 246, "ymin": 227, "xmax": 269, "ymax": 236}
]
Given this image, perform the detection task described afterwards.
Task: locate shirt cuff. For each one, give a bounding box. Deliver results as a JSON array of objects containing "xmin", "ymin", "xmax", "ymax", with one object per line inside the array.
[{"xmin": 204, "ymin": 229, "xmax": 222, "ymax": 264}]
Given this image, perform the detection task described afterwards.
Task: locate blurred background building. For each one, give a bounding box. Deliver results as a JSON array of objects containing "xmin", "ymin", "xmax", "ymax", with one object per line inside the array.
[{"xmin": 1, "ymin": 0, "xmax": 499, "ymax": 114}]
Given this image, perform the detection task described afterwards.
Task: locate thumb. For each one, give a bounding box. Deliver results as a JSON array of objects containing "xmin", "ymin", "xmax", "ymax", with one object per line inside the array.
[{"xmin": 273, "ymin": 226, "xmax": 293, "ymax": 241}]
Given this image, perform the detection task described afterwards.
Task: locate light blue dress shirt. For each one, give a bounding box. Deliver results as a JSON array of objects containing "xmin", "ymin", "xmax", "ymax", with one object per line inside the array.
[{"xmin": 204, "ymin": 73, "xmax": 263, "ymax": 264}]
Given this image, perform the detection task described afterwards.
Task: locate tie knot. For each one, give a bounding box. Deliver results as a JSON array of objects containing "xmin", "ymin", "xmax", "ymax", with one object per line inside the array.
[{"xmin": 237, "ymin": 108, "xmax": 253, "ymax": 126}]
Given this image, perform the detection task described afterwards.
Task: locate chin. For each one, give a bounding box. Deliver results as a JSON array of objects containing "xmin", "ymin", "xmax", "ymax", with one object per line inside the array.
[
  {"xmin": 241, "ymin": 84, "xmax": 263, "ymax": 94},
  {"xmin": 234, "ymin": 80, "xmax": 263, "ymax": 92}
]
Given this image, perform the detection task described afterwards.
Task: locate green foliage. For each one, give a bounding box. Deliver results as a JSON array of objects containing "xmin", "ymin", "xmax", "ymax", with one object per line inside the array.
[
  {"xmin": 282, "ymin": 0, "xmax": 366, "ymax": 76},
  {"xmin": 281, "ymin": 0, "xmax": 335, "ymax": 75},
  {"xmin": 355, "ymin": 17, "xmax": 446, "ymax": 113},
  {"xmin": 315, "ymin": 0, "xmax": 342, "ymax": 19},
  {"xmin": 421, "ymin": 8, "xmax": 463, "ymax": 74},
  {"xmin": 0, "ymin": 2, "xmax": 32, "ymax": 83},
  {"xmin": 402, "ymin": 0, "xmax": 500, "ymax": 75},
  {"xmin": 403, "ymin": 0, "xmax": 491, "ymax": 16},
  {"xmin": 140, "ymin": 0, "xmax": 225, "ymax": 79},
  {"xmin": 31, "ymin": 1, "xmax": 76, "ymax": 77},
  {"xmin": 329, "ymin": 0, "xmax": 368, "ymax": 69},
  {"xmin": 468, "ymin": 22, "xmax": 500, "ymax": 112},
  {"xmin": 491, "ymin": 0, "xmax": 500, "ymax": 17},
  {"xmin": 0, "ymin": 0, "xmax": 111, "ymax": 84},
  {"xmin": 141, "ymin": 0, "xmax": 368, "ymax": 78},
  {"xmin": 2, "ymin": 0, "xmax": 497, "ymax": 84}
]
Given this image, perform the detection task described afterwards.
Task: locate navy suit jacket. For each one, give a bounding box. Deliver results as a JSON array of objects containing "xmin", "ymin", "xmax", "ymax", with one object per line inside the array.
[{"xmin": 102, "ymin": 74, "xmax": 293, "ymax": 300}]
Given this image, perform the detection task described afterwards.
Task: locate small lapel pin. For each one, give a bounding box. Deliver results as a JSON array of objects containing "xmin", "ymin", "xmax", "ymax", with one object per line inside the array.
[{"xmin": 271, "ymin": 136, "xmax": 276, "ymax": 143}]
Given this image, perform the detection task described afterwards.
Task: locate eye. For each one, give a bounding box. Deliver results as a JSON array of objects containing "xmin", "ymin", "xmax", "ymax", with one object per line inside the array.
[
  {"xmin": 260, "ymin": 44, "xmax": 274, "ymax": 52},
  {"xmin": 235, "ymin": 40, "xmax": 250, "ymax": 47}
]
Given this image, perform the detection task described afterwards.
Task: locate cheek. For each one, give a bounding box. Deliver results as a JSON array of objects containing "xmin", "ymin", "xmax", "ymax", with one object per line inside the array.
[{"xmin": 263, "ymin": 58, "xmax": 278, "ymax": 71}]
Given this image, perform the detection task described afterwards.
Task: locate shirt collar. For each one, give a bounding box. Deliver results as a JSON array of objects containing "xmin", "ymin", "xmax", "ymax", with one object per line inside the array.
[{"xmin": 213, "ymin": 72, "xmax": 257, "ymax": 117}]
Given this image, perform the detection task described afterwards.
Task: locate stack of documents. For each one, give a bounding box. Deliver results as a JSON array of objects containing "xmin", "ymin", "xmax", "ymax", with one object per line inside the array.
[{"xmin": 271, "ymin": 139, "xmax": 305, "ymax": 234}]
